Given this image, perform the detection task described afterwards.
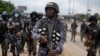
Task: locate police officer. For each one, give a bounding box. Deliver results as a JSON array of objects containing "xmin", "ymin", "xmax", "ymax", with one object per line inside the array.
[
  {"xmin": 0, "ymin": 18, "xmax": 3, "ymax": 44},
  {"xmin": 30, "ymin": 11, "xmax": 38, "ymax": 26},
  {"xmin": 71, "ymin": 19, "xmax": 78, "ymax": 42},
  {"xmin": 94, "ymin": 24, "xmax": 100, "ymax": 56},
  {"xmin": 0, "ymin": 17, "xmax": 2, "ymax": 40},
  {"xmin": 85, "ymin": 16, "xmax": 99, "ymax": 56},
  {"xmin": 9, "ymin": 9, "xmax": 22, "ymax": 56},
  {"xmin": 64, "ymin": 21, "xmax": 68, "ymax": 42},
  {"xmin": 20, "ymin": 15, "xmax": 27, "ymax": 52},
  {"xmin": 80, "ymin": 19, "xmax": 87, "ymax": 42},
  {"xmin": 26, "ymin": 11, "xmax": 38, "ymax": 56},
  {"xmin": 1, "ymin": 11, "xmax": 9, "ymax": 56},
  {"xmin": 32, "ymin": 2, "xmax": 66, "ymax": 56},
  {"xmin": 38, "ymin": 13, "xmax": 43, "ymax": 20}
]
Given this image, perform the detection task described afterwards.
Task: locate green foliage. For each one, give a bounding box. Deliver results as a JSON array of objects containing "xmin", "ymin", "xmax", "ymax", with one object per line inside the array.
[
  {"xmin": 75, "ymin": 13, "xmax": 100, "ymax": 21},
  {"xmin": 75, "ymin": 14, "xmax": 88, "ymax": 21},
  {"xmin": 0, "ymin": 0, "xmax": 15, "ymax": 14},
  {"xmin": 94, "ymin": 13, "xmax": 100, "ymax": 20}
]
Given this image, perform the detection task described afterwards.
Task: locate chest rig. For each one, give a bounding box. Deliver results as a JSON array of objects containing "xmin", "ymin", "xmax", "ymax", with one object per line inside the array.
[
  {"xmin": 87, "ymin": 24, "xmax": 99, "ymax": 40},
  {"xmin": 38, "ymin": 18, "xmax": 61, "ymax": 49},
  {"xmin": 12, "ymin": 19, "xmax": 20, "ymax": 26}
]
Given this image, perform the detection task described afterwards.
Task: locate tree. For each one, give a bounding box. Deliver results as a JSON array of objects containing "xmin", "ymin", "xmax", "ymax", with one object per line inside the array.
[
  {"xmin": 94, "ymin": 13, "xmax": 100, "ymax": 20},
  {"xmin": 0, "ymin": 0, "xmax": 15, "ymax": 14},
  {"xmin": 75, "ymin": 14, "xmax": 87, "ymax": 21}
]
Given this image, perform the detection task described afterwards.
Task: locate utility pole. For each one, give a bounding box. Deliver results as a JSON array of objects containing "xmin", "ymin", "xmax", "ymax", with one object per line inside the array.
[
  {"xmin": 87, "ymin": 0, "xmax": 89, "ymax": 14},
  {"xmin": 72, "ymin": 0, "xmax": 75, "ymax": 16},
  {"xmin": 68, "ymin": 0, "xmax": 71, "ymax": 20},
  {"xmin": 68, "ymin": 0, "xmax": 71, "ymax": 15},
  {"xmin": 87, "ymin": 0, "xmax": 91, "ymax": 17}
]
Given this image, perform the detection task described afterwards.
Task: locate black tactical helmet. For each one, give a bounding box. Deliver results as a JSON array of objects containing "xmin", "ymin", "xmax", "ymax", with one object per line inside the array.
[
  {"xmin": 45, "ymin": 2, "xmax": 59, "ymax": 13},
  {"xmin": 2, "ymin": 11, "xmax": 8, "ymax": 15},
  {"xmin": 30, "ymin": 11, "xmax": 38, "ymax": 18},
  {"xmin": 88, "ymin": 16, "xmax": 97, "ymax": 22},
  {"xmin": 38, "ymin": 13, "xmax": 43, "ymax": 19},
  {"xmin": 38, "ymin": 13, "xmax": 43, "ymax": 16},
  {"xmin": 11, "ymin": 9, "xmax": 21, "ymax": 18},
  {"xmin": 2, "ymin": 11, "xmax": 8, "ymax": 20}
]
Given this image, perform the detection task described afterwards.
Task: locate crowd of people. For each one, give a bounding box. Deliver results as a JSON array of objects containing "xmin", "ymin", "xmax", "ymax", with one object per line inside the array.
[
  {"xmin": 0, "ymin": 2, "xmax": 100, "ymax": 56},
  {"xmin": 0, "ymin": 2, "xmax": 67, "ymax": 56}
]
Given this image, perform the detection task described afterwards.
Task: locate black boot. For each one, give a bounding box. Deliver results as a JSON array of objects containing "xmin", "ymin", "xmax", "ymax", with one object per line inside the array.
[
  {"xmin": 28, "ymin": 50, "xmax": 31, "ymax": 56},
  {"xmin": 2, "ymin": 49, "xmax": 7, "ymax": 56},
  {"xmin": 33, "ymin": 52, "xmax": 36, "ymax": 56}
]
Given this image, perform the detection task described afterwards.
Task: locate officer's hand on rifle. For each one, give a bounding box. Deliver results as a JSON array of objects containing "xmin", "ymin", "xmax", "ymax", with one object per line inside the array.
[
  {"xmin": 40, "ymin": 35, "xmax": 48, "ymax": 43},
  {"xmin": 47, "ymin": 50, "xmax": 57, "ymax": 56},
  {"xmin": 16, "ymin": 32, "xmax": 21, "ymax": 36},
  {"xmin": 10, "ymin": 24, "xmax": 15, "ymax": 29}
]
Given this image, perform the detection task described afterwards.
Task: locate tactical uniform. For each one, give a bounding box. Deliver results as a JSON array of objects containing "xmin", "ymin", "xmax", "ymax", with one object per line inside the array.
[
  {"xmin": 85, "ymin": 16, "xmax": 99, "ymax": 56},
  {"xmin": 38, "ymin": 13, "xmax": 43, "ymax": 20},
  {"xmin": 10, "ymin": 35, "xmax": 22, "ymax": 56},
  {"xmin": 20, "ymin": 17, "xmax": 27, "ymax": 52},
  {"xmin": 32, "ymin": 2, "xmax": 66, "ymax": 56},
  {"xmin": 71, "ymin": 20, "xmax": 78, "ymax": 42},
  {"xmin": 0, "ymin": 18, "xmax": 3, "ymax": 43},
  {"xmin": 26, "ymin": 11, "xmax": 38, "ymax": 56},
  {"xmin": 94, "ymin": 26, "xmax": 100, "ymax": 56},
  {"xmin": 1, "ymin": 11, "xmax": 9, "ymax": 56},
  {"xmin": 26, "ymin": 24, "xmax": 35, "ymax": 56},
  {"xmin": 65, "ymin": 23, "xmax": 68, "ymax": 31},
  {"xmin": 80, "ymin": 20, "xmax": 86, "ymax": 42},
  {"xmin": 9, "ymin": 9, "xmax": 22, "ymax": 56}
]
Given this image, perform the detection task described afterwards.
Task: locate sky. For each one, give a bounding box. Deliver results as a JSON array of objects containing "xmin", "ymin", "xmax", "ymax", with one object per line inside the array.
[{"xmin": 4, "ymin": 0, "xmax": 100, "ymax": 15}]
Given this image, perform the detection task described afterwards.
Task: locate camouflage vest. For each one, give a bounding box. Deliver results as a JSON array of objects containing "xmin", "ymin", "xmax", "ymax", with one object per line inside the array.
[
  {"xmin": 39, "ymin": 17, "xmax": 61, "ymax": 49},
  {"xmin": 86, "ymin": 24, "xmax": 99, "ymax": 40}
]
